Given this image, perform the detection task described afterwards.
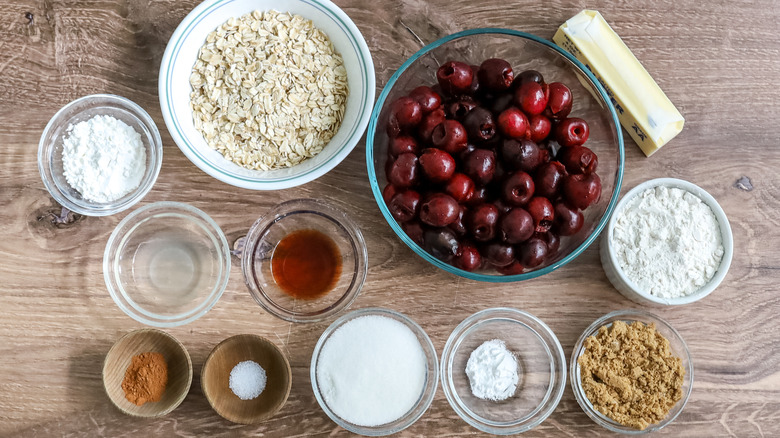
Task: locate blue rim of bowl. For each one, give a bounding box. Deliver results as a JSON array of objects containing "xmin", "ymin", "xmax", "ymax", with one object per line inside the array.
[
  {"xmin": 440, "ymin": 307, "xmax": 566, "ymax": 434},
  {"xmin": 103, "ymin": 201, "xmax": 231, "ymax": 327},
  {"xmin": 158, "ymin": 0, "xmax": 375, "ymax": 189},
  {"xmin": 366, "ymin": 28, "xmax": 625, "ymax": 282},
  {"xmin": 569, "ymin": 309, "xmax": 694, "ymax": 433},
  {"xmin": 310, "ymin": 307, "xmax": 439, "ymax": 435},
  {"xmin": 37, "ymin": 94, "xmax": 163, "ymax": 216}
]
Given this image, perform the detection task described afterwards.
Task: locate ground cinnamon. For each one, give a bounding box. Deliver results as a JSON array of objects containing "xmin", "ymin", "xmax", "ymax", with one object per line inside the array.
[{"xmin": 122, "ymin": 352, "xmax": 168, "ymax": 406}]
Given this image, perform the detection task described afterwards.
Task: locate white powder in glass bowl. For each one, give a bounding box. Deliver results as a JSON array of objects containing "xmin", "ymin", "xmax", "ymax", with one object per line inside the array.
[{"xmin": 62, "ymin": 114, "xmax": 146, "ymax": 203}]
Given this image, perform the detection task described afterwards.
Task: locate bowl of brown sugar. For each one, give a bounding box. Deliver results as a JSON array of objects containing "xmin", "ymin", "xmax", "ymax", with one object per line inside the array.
[
  {"xmin": 103, "ymin": 328, "xmax": 193, "ymax": 417},
  {"xmin": 570, "ymin": 309, "xmax": 693, "ymax": 434}
]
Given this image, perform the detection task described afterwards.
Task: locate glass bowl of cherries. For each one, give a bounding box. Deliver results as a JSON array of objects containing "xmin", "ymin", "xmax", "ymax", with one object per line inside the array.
[{"xmin": 366, "ymin": 28, "xmax": 625, "ymax": 282}]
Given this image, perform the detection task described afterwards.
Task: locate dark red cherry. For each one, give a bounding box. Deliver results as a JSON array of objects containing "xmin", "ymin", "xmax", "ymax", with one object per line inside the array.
[
  {"xmin": 448, "ymin": 205, "xmax": 468, "ymax": 236},
  {"xmin": 454, "ymin": 243, "xmax": 481, "ymax": 271},
  {"xmin": 409, "ymin": 86, "xmax": 442, "ymax": 114},
  {"xmin": 512, "ymin": 70, "xmax": 544, "ymax": 89},
  {"xmin": 423, "ymin": 228, "xmax": 460, "ymax": 261},
  {"xmin": 499, "ymin": 208, "xmax": 534, "ymax": 244},
  {"xmin": 553, "ymin": 201, "xmax": 584, "ymax": 236},
  {"xmin": 387, "ymin": 153, "xmax": 419, "ymax": 188},
  {"xmin": 389, "ymin": 96, "xmax": 422, "ymax": 131},
  {"xmin": 419, "ymin": 148, "xmax": 456, "ymax": 183},
  {"xmin": 526, "ymin": 197, "xmax": 554, "ymax": 233},
  {"xmin": 389, "ymin": 135, "xmax": 419, "ymax": 158},
  {"xmin": 536, "ymin": 231, "xmax": 560, "ymax": 259},
  {"xmin": 502, "ymin": 171, "xmax": 535, "ymax": 206},
  {"xmin": 417, "ymin": 108, "xmax": 446, "ymax": 143},
  {"xmin": 477, "ymin": 58, "xmax": 514, "ymax": 93},
  {"xmin": 533, "ymin": 161, "xmax": 567, "ymax": 199},
  {"xmin": 562, "ymin": 173, "xmax": 602, "ymax": 210},
  {"xmin": 463, "ymin": 107, "xmax": 496, "ymax": 142},
  {"xmin": 388, "ymin": 189, "xmax": 421, "ymax": 222},
  {"xmin": 462, "ymin": 149, "xmax": 496, "ymax": 185},
  {"xmin": 467, "ymin": 185, "xmax": 489, "ymax": 205},
  {"xmin": 555, "ymin": 117, "xmax": 590, "ymax": 147},
  {"xmin": 544, "ymin": 82, "xmax": 573, "ymax": 119},
  {"xmin": 419, "ymin": 193, "xmax": 459, "ymax": 227},
  {"xmin": 431, "ymin": 119, "xmax": 468, "ymax": 155},
  {"xmin": 445, "ymin": 97, "xmax": 478, "ymax": 121},
  {"xmin": 501, "ymin": 139, "xmax": 541, "ymax": 173},
  {"xmin": 515, "ymin": 81, "xmax": 549, "ymax": 116},
  {"xmin": 402, "ymin": 220, "xmax": 425, "ymax": 246},
  {"xmin": 528, "ymin": 114, "xmax": 552, "ymax": 143},
  {"xmin": 518, "ymin": 237, "xmax": 548, "ymax": 268},
  {"xmin": 559, "ymin": 145, "xmax": 598, "ymax": 174},
  {"xmin": 497, "ymin": 107, "xmax": 530, "ymax": 140},
  {"xmin": 482, "ymin": 242, "xmax": 515, "ymax": 267},
  {"xmin": 444, "ymin": 173, "xmax": 476, "ymax": 202},
  {"xmin": 467, "ymin": 203, "xmax": 499, "ymax": 242},
  {"xmin": 488, "ymin": 93, "xmax": 515, "ymax": 115},
  {"xmin": 382, "ymin": 183, "xmax": 397, "ymax": 204},
  {"xmin": 437, "ymin": 61, "xmax": 474, "ymax": 95},
  {"xmin": 497, "ymin": 260, "xmax": 525, "ymax": 275},
  {"xmin": 468, "ymin": 65, "xmax": 481, "ymax": 95}
]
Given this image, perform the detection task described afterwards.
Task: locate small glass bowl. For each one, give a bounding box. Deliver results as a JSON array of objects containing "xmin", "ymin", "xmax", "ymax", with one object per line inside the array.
[
  {"xmin": 310, "ymin": 308, "xmax": 439, "ymax": 436},
  {"xmin": 241, "ymin": 199, "xmax": 368, "ymax": 323},
  {"xmin": 103, "ymin": 202, "xmax": 231, "ymax": 327},
  {"xmin": 570, "ymin": 309, "xmax": 694, "ymax": 434},
  {"xmin": 38, "ymin": 94, "xmax": 163, "ymax": 216},
  {"xmin": 366, "ymin": 29, "xmax": 624, "ymax": 282},
  {"xmin": 440, "ymin": 308, "xmax": 566, "ymax": 435}
]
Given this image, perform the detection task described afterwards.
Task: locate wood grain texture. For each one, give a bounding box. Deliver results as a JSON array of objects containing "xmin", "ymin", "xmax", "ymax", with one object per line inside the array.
[{"xmin": 1, "ymin": 0, "xmax": 779, "ymax": 436}]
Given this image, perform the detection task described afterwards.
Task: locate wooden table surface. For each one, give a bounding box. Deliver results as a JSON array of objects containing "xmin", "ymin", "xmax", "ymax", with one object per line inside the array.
[{"xmin": 2, "ymin": 0, "xmax": 779, "ymax": 436}]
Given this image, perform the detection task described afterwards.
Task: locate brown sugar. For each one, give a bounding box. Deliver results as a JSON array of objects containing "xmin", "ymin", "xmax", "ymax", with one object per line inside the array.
[
  {"xmin": 578, "ymin": 320, "xmax": 685, "ymax": 430},
  {"xmin": 121, "ymin": 352, "xmax": 168, "ymax": 406}
]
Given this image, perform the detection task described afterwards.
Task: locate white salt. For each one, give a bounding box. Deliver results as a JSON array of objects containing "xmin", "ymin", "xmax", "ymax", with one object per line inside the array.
[
  {"xmin": 316, "ymin": 315, "xmax": 427, "ymax": 427},
  {"xmin": 229, "ymin": 360, "xmax": 267, "ymax": 400}
]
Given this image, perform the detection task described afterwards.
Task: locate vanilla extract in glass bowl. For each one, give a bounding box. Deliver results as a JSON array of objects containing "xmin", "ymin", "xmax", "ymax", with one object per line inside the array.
[{"xmin": 241, "ymin": 199, "xmax": 368, "ymax": 323}]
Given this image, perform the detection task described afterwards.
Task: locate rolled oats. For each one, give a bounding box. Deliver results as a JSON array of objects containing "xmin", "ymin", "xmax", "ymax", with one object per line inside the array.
[{"xmin": 190, "ymin": 10, "xmax": 349, "ymax": 170}]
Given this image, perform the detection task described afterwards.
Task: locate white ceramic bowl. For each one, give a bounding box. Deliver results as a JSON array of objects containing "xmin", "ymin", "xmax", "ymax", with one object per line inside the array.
[
  {"xmin": 159, "ymin": 0, "xmax": 375, "ymax": 190},
  {"xmin": 600, "ymin": 178, "xmax": 733, "ymax": 305}
]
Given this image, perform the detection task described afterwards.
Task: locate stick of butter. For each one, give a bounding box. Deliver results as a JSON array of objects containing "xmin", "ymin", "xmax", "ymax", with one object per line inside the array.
[{"xmin": 553, "ymin": 10, "xmax": 684, "ymax": 157}]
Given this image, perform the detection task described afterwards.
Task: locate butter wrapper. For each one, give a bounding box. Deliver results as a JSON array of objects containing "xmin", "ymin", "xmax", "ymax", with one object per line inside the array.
[{"xmin": 553, "ymin": 10, "xmax": 684, "ymax": 157}]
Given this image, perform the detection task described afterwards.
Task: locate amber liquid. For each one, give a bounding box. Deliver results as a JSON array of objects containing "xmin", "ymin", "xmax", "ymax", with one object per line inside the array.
[{"xmin": 271, "ymin": 229, "xmax": 342, "ymax": 299}]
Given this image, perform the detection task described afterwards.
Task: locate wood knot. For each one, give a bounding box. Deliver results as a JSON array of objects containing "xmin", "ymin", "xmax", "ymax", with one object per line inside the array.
[
  {"xmin": 734, "ymin": 176, "xmax": 753, "ymax": 192},
  {"xmin": 36, "ymin": 206, "xmax": 82, "ymax": 228}
]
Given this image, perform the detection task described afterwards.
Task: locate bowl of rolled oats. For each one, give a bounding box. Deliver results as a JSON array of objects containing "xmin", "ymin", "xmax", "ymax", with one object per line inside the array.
[{"xmin": 159, "ymin": 0, "xmax": 375, "ymax": 190}]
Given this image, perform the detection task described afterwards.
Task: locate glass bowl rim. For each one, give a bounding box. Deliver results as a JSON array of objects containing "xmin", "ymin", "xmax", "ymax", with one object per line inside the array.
[
  {"xmin": 240, "ymin": 198, "xmax": 369, "ymax": 323},
  {"xmin": 37, "ymin": 93, "xmax": 163, "ymax": 216},
  {"xmin": 440, "ymin": 307, "xmax": 567, "ymax": 434},
  {"xmin": 103, "ymin": 201, "xmax": 231, "ymax": 327},
  {"xmin": 365, "ymin": 27, "xmax": 625, "ymax": 282},
  {"xmin": 569, "ymin": 309, "xmax": 694, "ymax": 434},
  {"xmin": 309, "ymin": 307, "xmax": 439, "ymax": 436}
]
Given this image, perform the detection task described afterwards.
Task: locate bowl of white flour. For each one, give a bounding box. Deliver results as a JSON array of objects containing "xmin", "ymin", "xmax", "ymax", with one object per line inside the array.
[
  {"xmin": 600, "ymin": 178, "xmax": 733, "ymax": 305},
  {"xmin": 38, "ymin": 94, "xmax": 163, "ymax": 216}
]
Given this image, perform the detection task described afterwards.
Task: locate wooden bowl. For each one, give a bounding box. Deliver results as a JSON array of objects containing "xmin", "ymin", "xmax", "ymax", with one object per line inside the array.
[
  {"xmin": 102, "ymin": 328, "xmax": 193, "ymax": 417},
  {"xmin": 201, "ymin": 334, "xmax": 292, "ymax": 424}
]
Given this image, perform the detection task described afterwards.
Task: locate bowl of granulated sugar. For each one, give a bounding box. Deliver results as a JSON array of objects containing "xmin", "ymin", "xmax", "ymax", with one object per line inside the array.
[
  {"xmin": 38, "ymin": 94, "xmax": 163, "ymax": 216},
  {"xmin": 600, "ymin": 178, "xmax": 734, "ymax": 305}
]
